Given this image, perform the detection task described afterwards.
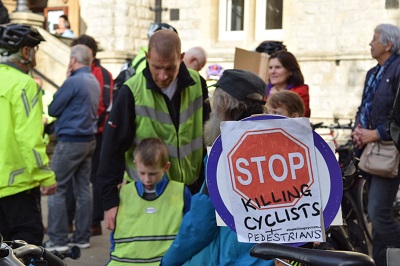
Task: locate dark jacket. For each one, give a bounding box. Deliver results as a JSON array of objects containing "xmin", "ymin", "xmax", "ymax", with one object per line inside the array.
[
  {"xmin": 49, "ymin": 66, "xmax": 100, "ymax": 141},
  {"xmin": 355, "ymin": 54, "xmax": 400, "ymax": 141}
]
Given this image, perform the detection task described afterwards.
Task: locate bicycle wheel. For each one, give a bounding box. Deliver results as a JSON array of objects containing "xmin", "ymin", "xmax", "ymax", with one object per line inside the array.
[
  {"xmin": 392, "ymin": 187, "xmax": 400, "ymax": 223},
  {"xmin": 357, "ymin": 178, "xmax": 372, "ymax": 242},
  {"xmin": 343, "ymin": 191, "xmax": 370, "ymax": 254}
]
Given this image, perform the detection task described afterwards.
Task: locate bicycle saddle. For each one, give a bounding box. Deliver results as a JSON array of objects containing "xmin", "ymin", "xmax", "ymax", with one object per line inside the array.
[{"xmin": 250, "ymin": 242, "xmax": 375, "ymax": 266}]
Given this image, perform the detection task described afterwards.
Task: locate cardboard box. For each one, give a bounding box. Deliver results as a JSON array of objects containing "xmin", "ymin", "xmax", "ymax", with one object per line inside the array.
[{"xmin": 233, "ymin": 47, "xmax": 269, "ymax": 83}]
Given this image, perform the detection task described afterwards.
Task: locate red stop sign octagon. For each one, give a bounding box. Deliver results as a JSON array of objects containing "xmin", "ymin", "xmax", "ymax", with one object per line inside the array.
[{"xmin": 227, "ymin": 128, "xmax": 315, "ymax": 210}]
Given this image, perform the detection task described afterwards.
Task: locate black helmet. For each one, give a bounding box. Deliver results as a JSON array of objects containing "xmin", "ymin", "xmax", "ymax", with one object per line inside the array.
[
  {"xmin": 255, "ymin": 41, "xmax": 287, "ymax": 55},
  {"xmin": 147, "ymin": 22, "xmax": 178, "ymax": 39},
  {"xmin": 0, "ymin": 23, "xmax": 45, "ymax": 56}
]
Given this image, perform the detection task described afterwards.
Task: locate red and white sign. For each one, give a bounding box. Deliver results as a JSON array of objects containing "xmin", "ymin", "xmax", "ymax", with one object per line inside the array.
[{"xmin": 220, "ymin": 118, "xmax": 324, "ymax": 244}]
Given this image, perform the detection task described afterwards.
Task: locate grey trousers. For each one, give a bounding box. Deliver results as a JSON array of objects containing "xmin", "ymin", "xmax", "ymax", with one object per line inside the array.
[{"xmin": 47, "ymin": 140, "xmax": 95, "ymax": 245}]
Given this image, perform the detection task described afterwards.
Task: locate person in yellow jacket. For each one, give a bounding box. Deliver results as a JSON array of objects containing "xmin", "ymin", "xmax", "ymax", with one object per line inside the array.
[
  {"xmin": 0, "ymin": 23, "xmax": 56, "ymax": 245},
  {"xmin": 108, "ymin": 137, "xmax": 191, "ymax": 265}
]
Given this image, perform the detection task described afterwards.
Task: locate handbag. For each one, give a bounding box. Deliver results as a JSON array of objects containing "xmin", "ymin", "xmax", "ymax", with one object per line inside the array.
[{"xmin": 358, "ymin": 141, "xmax": 400, "ymax": 178}]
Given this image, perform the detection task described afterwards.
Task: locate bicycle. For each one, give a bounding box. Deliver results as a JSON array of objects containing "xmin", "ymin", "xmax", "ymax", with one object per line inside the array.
[
  {"xmin": 311, "ymin": 119, "xmax": 354, "ymax": 150},
  {"xmin": 0, "ymin": 234, "xmax": 80, "ymax": 266},
  {"xmin": 324, "ymin": 158, "xmax": 369, "ymax": 255},
  {"xmin": 250, "ymin": 242, "xmax": 375, "ymax": 266},
  {"xmin": 312, "ymin": 121, "xmax": 372, "ymax": 252}
]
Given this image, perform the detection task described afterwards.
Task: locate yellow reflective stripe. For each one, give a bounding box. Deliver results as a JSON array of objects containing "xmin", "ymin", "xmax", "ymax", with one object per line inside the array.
[
  {"xmin": 114, "ymin": 235, "xmax": 176, "ymax": 242},
  {"xmin": 33, "ymin": 149, "xmax": 43, "ymax": 167},
  {"xmin": 135, "ymin": 105, "xmax": 172, "ymax": 124},
  {"xmin": 8, "ymin": 168, "xmax": 25, "ymax": 185},
  {"xmin": 179, "ymin": 95, "xmax": 204, "ymax": 124},
  {"xmin": 21, "ymin": 88, "xmax": 30, "ymax": 116},
  {"xmin": 32, "ymin": 87, "xmax": 40, "ymax": 108},
  {"xmin": 110, "ymin": 255, "xmax": 162, "ymax": 263},
  {"xmin": 176, "ymin": 136, "xmax": 203, "ymax": 158}
]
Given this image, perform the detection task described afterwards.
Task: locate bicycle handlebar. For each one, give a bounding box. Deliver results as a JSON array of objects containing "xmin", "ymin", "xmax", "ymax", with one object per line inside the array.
[
  {"xmin": 250, "ymin": 242, "xmax": 375, "ymax": 266},
  {"xmin": 0, "ymin": 240, "xmax": 78, "ymax": 266},
  {"xmin": 13, "ymin": 244, "xmax": 67, "ymax": 266},
  {"xmin": 311, "ymin": 120, "xmax": 354, "ymax": 130}
]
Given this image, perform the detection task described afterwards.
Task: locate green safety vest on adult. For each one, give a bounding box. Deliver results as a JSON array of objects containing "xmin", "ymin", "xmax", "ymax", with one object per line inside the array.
[
  {"xmin": 0, "ymin": 64, "xmax": 55, "ymax": 198},
  {"xmin": 126, "ymin": 69, "xmax": 204, "ymax": 185},
  {"xmin": 109, "ymin": 181, "xmax": 184, "ymax": 265}
]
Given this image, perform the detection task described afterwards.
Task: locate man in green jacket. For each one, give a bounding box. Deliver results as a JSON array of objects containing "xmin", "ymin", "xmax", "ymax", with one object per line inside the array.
[
  {"xmin": 98, "ymin": 29, "xmax": 210, "ymax": 232},
  {"xmin": 0, "ymin": 23, "xmax": 56, "ymax": 245}
]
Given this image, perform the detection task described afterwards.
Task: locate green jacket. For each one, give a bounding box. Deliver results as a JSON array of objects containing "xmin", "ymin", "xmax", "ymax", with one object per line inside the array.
[
  {"xmin": 0, "ymin": 63, "xmax": 55, "ymax": 198},
  {"xmin": 125, "ymin": 68, "xmax": 205, "ymax": 185}
]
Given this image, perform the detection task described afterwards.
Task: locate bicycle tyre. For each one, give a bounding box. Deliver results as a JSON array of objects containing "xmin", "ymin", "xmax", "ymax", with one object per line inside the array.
[{"xmin": 356, "ymin": 178, "xmax": 372, "ymax": 242}]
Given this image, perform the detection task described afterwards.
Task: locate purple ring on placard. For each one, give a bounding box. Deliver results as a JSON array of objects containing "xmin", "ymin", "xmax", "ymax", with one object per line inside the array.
[{"xmin": 206, "ymin": 114, "xmax": 343, "ymax": 246}]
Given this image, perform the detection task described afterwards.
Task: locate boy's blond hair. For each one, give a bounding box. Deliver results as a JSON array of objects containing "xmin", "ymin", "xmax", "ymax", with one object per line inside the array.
[{"xmin": 134, "ymin": 138, "xmax": 169, "ymax": 167}]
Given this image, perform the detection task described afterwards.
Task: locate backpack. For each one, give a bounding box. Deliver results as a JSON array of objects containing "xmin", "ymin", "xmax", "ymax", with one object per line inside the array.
[
  {"xmin": 98, "ymin": 65, "xmax": 112, "ymax": 129},
  {"xmin": 112, "ymin": 56, "xmax": 146, "ymax": 99}
]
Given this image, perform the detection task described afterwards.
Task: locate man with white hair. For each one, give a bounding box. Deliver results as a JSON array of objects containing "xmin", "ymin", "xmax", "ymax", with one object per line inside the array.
[{"xmin": 44, "ymin": 44, "xmax": 100, "ymax": 252}]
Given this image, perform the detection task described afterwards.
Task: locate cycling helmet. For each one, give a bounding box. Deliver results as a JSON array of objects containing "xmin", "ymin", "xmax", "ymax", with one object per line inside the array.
[
  {"xmin": 255, "ymin": 41, "xmax": 287, "ymax": 55},
  {"xmin": 206, "ymin": 64, "xmax": 225, "ymax": 80},
  {"xmin": 0, "ymin": 23, "xmax": 45, "ymax": 56},
  {"xmin": 147, "ymin": 22, "xmax": 178, "ymax": 39}
]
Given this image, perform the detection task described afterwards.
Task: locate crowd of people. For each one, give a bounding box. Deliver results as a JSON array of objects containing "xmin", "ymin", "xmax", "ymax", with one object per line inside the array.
[{"xmin": 0, "ymin": 18, "xmax": 400, "ymax": 266}]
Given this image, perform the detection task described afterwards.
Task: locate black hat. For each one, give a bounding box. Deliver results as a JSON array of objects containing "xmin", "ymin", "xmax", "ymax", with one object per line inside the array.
[{"xmin": 211, "ymin": 69, "xmax": 266, "ymax": 103}]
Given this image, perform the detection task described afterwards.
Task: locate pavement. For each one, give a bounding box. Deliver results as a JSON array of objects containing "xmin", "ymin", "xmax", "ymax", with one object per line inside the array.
[{"xmin": 41, "ymin": 195, "xmax": 111, "ymax": 266}]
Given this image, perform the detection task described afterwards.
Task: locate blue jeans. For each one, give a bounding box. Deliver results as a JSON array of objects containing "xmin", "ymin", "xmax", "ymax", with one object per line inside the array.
[
  {"xmin": 365, "ymin": 173, "xmax": 400, "ymax": 266},
  {"xmin": 47, "ymin": 140, "xmax": 95, "ymax": 245}
]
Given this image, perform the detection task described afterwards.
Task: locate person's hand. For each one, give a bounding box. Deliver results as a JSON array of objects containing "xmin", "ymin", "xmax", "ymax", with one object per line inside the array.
[
  {"xmin": 40, "ymin": 183, "xmax": 57, "ymax": 195},
  {"xmin": 105, "ymin": 206, "xmax": 118, "ymax": 231},
  {"xmin": 351, "ymin": 124, "xmax": 363, "ymax": 148},
  {"xmin": 66, "ymin": 59, "xmax": 74, "ymax": 77},
  {"xmin": 358, "ymin": 128, "xmax": 378, "ymax": 146}
]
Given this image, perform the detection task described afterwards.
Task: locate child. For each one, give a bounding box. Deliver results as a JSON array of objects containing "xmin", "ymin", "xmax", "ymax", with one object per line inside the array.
[
  {"xmin": 266, "ymin": 90, "xmax": 305, "ymax": 118},
  {"xmin": 108, "ymin": 137, "xmax": 192, "ymax": 265},
  {"xmin": 267, "ymin": 91, "xmax": 306, "ymax": 266}
]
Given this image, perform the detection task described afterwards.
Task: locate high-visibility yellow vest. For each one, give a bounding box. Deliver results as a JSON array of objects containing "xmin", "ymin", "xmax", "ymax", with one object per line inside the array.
[
  {"xmin": 125, "ymin": 69, "xmax": 204, "ymax": 185},
  {"xmin": 109, "ymin": 180, "xmax": 184, "ymax": 265}
]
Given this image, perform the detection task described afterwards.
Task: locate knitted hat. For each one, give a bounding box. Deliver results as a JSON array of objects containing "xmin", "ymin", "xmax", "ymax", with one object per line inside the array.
[{"xmin": 211, "ymin": 69, "xmax": 266, "ymax": 103}]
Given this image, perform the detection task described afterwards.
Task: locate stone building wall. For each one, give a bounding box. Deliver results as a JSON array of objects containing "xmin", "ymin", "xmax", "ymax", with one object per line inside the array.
[
  {"xmin": 5, "ymin": 0, "xmax": 400, "ymax": 123},
  {"xmin": 78, "ymin": 0, "xmax": 400, "ymax": 122},
  {"xmin": 283, "ymin": 0, "xmax": 400, "ymax": 122}
]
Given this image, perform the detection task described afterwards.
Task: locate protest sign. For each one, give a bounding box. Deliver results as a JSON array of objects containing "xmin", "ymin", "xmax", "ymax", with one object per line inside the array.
[
  {"xmin": 220, "ymin": 117, "xmax": 323, "ymax": 243},
  {"xmin": 206, "ymin": 115, "xmax": 343, "ymax": 246}
]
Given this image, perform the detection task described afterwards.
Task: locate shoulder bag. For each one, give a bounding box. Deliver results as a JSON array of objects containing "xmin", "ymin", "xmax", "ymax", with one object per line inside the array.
[{"xmin": 359, "ymin": 140, "xmax": 400, "ymax": 178}]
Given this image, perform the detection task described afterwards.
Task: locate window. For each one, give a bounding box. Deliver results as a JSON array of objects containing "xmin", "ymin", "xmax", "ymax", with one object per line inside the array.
[
  {"xmin": 266, "ymin": 0, "xmax": 283, "ymax": 30},
  {"xmin": 386, "ymin": 0, "xmax": 399, "ymax": 9},
  {"xmin": 227, "ymin": 0, "xmax": 244, "ymax": 31},
  {"xmin": 256, "ymin": 0, "xmax": 284, "ymax": 41},
  {"xmin": 219, "ymin": 0, "xmax": 245, "ymax": 40},
  {"xmin": 44, "ymin": 7, "xmax": 68, "ymax": 35}
]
